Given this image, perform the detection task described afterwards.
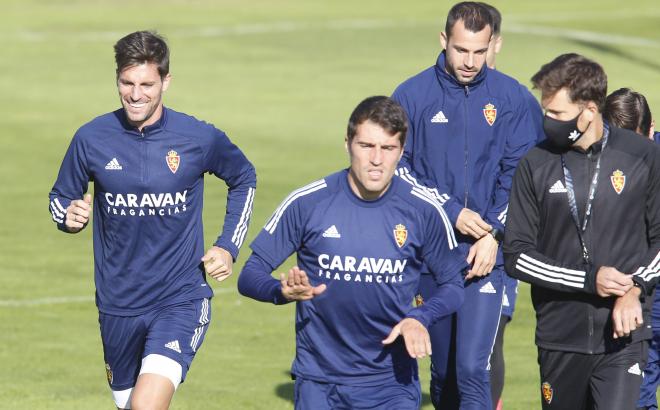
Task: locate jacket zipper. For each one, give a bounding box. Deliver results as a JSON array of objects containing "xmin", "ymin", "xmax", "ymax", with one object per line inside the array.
[
  {"xmin": 585, "ymin": 149, "xmax": 596, "ymax": 353},
  {"xmin": 140, "ymin": 130, "xmax": 147, "ymax": 184},
  {"xmin": 463, "ymin": 85, "xmax": 470, "ymax": 208}
]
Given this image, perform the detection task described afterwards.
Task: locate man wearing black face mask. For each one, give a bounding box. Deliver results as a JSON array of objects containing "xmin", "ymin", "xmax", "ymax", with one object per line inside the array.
[{"xmin": 503, "ymin": 53, "xmax": 660, "ymax": 409}]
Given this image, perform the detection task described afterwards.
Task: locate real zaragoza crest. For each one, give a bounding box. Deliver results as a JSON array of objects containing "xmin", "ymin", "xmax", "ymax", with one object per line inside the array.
[
  {"xmin": 541, "ymin": 382, "xmax": 553, "ymax": 404},
  {"xmin": 414, "ymin": 294, "xmax": 424, "ymax": 306},
  {"xmin": 393, "ymin": 224, "xmax": 407, "ymax": 248},
  {"xmin": 610, "ymin": 169, "xmax": 625, "ymax": 195},
  {"xmin": 483, "ymin": 103, "xmax": 497, "ymax": 126},
  {"xmin": 166, "ymin": 150, "xmax": 180, "ymax": 174}
]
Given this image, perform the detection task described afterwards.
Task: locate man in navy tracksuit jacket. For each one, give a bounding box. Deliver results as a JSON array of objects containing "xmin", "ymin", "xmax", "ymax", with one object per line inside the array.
[
  {"xmin": 391, "ymin": 3, "xmax": 539, "ymax": 409},
  {"xmin": 48, "ymin": 31, "xmax": 256, "ymax": 409}
]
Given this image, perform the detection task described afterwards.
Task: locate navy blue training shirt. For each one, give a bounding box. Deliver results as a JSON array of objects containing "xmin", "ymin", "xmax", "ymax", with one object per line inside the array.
[
  {"xmin": 49, "ymin": 107, "xmax": 256, "ymax": 315},
  {"xmin": 239, "ymin": 170, "xmax": 465, "ymax": 386}
]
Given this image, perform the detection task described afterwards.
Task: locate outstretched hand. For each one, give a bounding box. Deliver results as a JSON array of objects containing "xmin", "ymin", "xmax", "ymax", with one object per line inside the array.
[
  {"xmin": 280, "ymin": 266, "xmax": 326, "ymax": 301},
  {"xmin": 382, "ymin": 318, "xmax": 432, "ymax": 358}
]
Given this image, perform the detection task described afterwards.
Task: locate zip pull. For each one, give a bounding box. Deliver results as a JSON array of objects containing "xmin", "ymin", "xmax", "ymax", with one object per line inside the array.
[{"xmin": 464, "ymin": 85, "xmax": 470, "ymax": 96}]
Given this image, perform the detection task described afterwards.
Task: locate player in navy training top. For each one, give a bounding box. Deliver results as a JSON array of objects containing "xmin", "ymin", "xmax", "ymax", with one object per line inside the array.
[
  {"xmin": 392, "ymin": 3, "xmax": 540, "ymax": 409},
  {"xmin": 238, "ymin": 96, "xmax": 465, "ymax": 409},
  {"xmin": 49, "ymin": 31, "xmax": 256, "ymax": 409}
]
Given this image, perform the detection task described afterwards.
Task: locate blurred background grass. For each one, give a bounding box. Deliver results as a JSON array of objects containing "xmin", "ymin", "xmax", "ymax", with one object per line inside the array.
[{"xmin": 0, "ymin": 1, "xmax": 658, "ymax": 408}]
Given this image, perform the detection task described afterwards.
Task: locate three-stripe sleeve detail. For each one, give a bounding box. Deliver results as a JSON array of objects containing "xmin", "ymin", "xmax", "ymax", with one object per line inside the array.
[
  {"xmin": 515, "ymin": 253, "xmax": 586, "ymax": 289},
  {"xmin": 633, "ymin": 251, "xmax": 660, "ymax": 283},
  {"xmin": 231, "ymin": 187, "xmax": 255, "ymax": 249},
  {"xmin": 50, "ymin": 198, "xmax": 66, "ymax": 223},
  {"xmin": 405, "ymin": 186, "xmax": 458, "ymax": 250},
  {"xmin": 264, "ymin": 179, "xmax": 327, "ymax": 234},
  {"xmin": 395, "ymin": 167, "xmax": 449, "ymax": 205},
  {"xmin": 498, "ymin": 206, "xmax": 508, "ymax": 225}
]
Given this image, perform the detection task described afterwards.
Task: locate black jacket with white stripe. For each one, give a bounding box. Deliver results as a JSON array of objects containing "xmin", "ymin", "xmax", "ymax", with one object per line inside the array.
[{"xmin": 503, "ymin": 125, "xmax": 660, "ymax": 354}]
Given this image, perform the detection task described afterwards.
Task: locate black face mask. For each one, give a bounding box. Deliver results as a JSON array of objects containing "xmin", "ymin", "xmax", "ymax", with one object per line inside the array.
[{"xmin": 543, "ymin": 111, "xmax": 586, "ymax": 149}]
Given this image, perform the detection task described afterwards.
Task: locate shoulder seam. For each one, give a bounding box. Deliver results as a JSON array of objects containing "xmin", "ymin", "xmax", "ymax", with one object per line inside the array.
[
  {"xmin": 394, "ymin": 169, "xmax": 457, "ymax": 249},
  {"xmin": 264, "ymin": 179, "xmax": 327, "ymax": 234}
]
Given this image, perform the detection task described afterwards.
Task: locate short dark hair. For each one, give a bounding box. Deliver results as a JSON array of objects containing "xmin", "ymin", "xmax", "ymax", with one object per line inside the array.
[
  {"xmin": 347, "ymin": 96, "xmax": 408, "ymax": 146},
  {"xmin": 114, "ymin": 31, "xmax": 170, "ymax": 78},
  {"xmin": 604, "ymin": 88, "xmax": 652, "ymax": 136},
  {"xmin": 445, "ymin": 2, "xmax": 493, "ymax": 39},
  {"xmin": 531, "ymin": 53, "xmax": 607, "ymax": 112},
  {"xmin": 479, "ymin": 2, "xmax": 501, "ymax": 36}
]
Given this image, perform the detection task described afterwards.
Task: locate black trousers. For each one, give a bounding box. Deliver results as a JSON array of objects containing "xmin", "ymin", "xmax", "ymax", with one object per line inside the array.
[{"xmin": 537, "ymin": 341, "xmax": 647, "ymax": 410}]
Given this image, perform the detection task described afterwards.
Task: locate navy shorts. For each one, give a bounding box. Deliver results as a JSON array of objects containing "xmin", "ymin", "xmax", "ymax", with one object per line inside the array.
[
  {"xmin": 99, "ymin": 298, "xmax": 211, "ymax": 390},
  {"xmin": 294, "ymin": 376, "xmax": 420, "ymax": 410}
]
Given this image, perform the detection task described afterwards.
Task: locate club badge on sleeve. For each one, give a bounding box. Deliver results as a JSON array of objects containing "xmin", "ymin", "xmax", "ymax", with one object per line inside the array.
[
  {"xmin": 483, "ymin": 103, "xmax": 497, "ymax": 126},
  {"xmin": 610, "ymin": 169, "xmax": 625, "ymax": 195},
  {"xmin": 394, "ymin": 224, "xmax": 407, "ymax": 248},
  {"xmin": 166, "ymin": 150, "xmax": 180, "ymax": 174}
]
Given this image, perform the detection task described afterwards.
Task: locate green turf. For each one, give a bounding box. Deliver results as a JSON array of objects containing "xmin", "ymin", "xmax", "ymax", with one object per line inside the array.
[{"xmin": 1, "ymin": 0, "xmax": 658, "ymax": 408}]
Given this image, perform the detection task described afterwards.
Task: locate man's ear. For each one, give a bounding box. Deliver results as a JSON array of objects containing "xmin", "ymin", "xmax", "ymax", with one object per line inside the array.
[
  {"xmin": 493, "ymin": 36, "xmax": 503, "ymax": 54},
  {"xmin": 440, "ymin": 31, "xmax": 448, "ymax": 50},
  {"xmin": 162, "ymin": 73, "xmax": 172, "ymax": 92}
]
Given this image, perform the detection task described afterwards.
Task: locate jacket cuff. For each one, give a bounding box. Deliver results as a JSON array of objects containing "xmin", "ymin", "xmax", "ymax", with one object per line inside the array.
[
  {"xmin": 583, "ymin": 264, "xmax": 599, "ymax": 294},
  {"xmin": 443, "ymin": 199, "xmax": 463, "ymax": 228},
  {"xmin": 632, "ymin": 276, "xmax": 649, "ymax": 300},
  {"xmin": 213, "ymin": 239, "xmax": 239, "ymax": 261},
  {"xmin": 405, "ymin": 307, "xmax": 431, "ymax": 329}
]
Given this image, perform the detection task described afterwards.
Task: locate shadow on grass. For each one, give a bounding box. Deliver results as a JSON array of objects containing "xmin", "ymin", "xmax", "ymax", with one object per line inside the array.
[
  {"xmin": 274, "ymin": 371, "xmax": 433, "ymax": 407},
  {"xmin": 569, "ymin": 39, "xmax": 660, "ymax": 73}
]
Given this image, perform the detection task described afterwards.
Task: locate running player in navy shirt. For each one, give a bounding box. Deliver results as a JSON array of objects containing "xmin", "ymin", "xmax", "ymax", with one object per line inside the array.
[
  {"xmin": 238, "ymin": 96, "xmax": 465, "ymax": 409},
  {"xmin": 49, "ymin": 31, "xmax": 256, "ymax": 409}
]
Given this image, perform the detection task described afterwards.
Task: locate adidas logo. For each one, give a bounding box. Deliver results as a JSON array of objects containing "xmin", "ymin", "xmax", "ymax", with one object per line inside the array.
[
  {"xmin": 165, "ymin": 340, "xmax": 181, "ymax": 353},
  {"xmin": 431, "ymin": 111, "xmax": 449, "ymax": 123},
  {"xmin": 105, "ymin": 158, "xmax": 123, "ymax": 170},
  {"xmin": 479, "ymin": 281, "xmax": 497, "ymax": 294},
  {"xmin": 628, "ymin": 363, "xmax": 642, "ymax": 376},
  {"xmin": 322, "ymin": 225, "xmax": 341, "ymax": 238},
  {"xmin": 549, "ymin": 180, "xmax": 567, "ymax": 193}
]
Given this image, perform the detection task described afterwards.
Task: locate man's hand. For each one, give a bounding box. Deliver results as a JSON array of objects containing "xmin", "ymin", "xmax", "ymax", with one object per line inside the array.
[
  {"xmin": 65, "ymin": 194, "xmax": 92, "ymax": 233},
  {"xmin": 280, "ymin": 266, "xmax": 326, "ymax": 301},
  {"xmin": 465, "ymin": 234, "xmax": 498, "ymax": 280},
  {"xmin": 595, "ymin": 266, "xmax": 634, "ymax": 297},
  {"xmin": 612, "ymin": 286, "xmax": 643, "ymax": 339},
  {"xmin": 382, "ymin": 318, "xmax": 432, "ymax": 359},
  {"xmin": 202, "ymin": 247, "xmax": 233, "ymax": 282},
  {"xmin": 456, "ymin": 208, "xmax": 492, "ymax": 239}
]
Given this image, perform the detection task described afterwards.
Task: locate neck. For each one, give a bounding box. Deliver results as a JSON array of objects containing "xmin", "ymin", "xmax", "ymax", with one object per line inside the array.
[
  {"xmin": 347, "ymin": 170, "xmax": 390, "ymax": 201},
  {"xmin": 573, "ymin": 114, "xmax": 604, "ymax": 151},
  {"xmin": 131, "ymin": 104, "xmax": 164, "ymax": 132}
]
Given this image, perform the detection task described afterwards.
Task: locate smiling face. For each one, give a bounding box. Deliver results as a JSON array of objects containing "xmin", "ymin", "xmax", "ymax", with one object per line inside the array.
[
  {"xmin": 441, "ymin": 19, "xmax": 491, "ymax": 84},
  {"xmin": 346, "ymin": 120, "xmax": 403, "ymax": 201},
  {"xmin": 117, "ymin": 62, "xmax": 170, "ymax": 130}
]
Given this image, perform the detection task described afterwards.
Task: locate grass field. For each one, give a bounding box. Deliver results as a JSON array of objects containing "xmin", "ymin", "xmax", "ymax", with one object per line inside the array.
[{"xmin": 1, "ymin": 0, "xmax": 659, "ymax": 408}]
